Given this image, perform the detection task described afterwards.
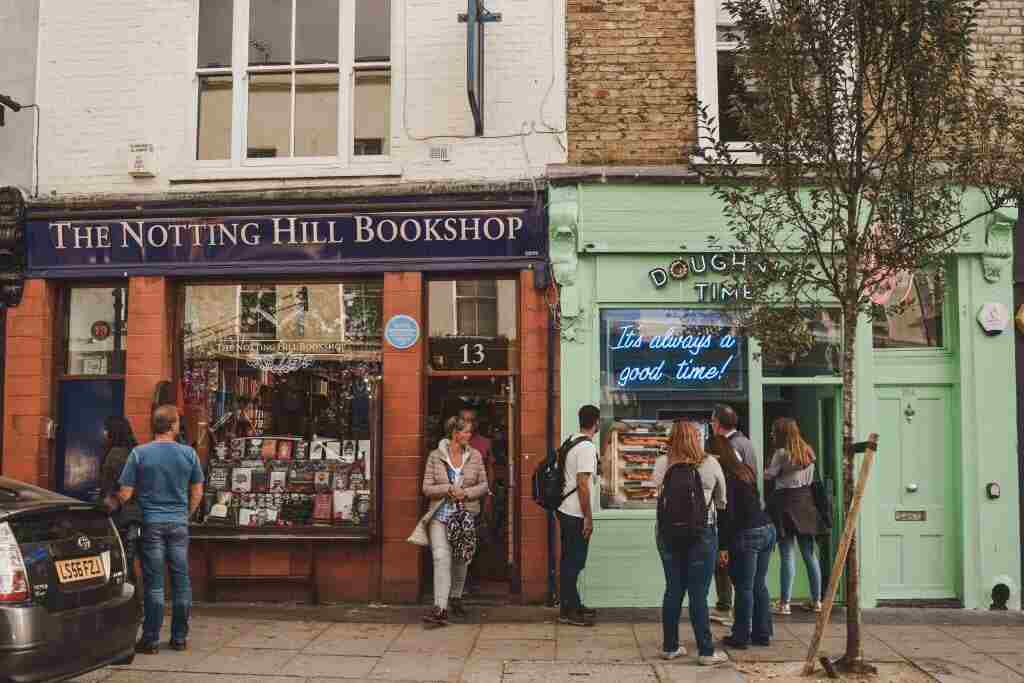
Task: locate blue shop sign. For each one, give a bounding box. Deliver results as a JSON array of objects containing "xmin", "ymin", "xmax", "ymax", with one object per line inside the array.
[
  {"xmin": 600, "ymin": 308, "xmax": 745, "ymax": 392},
  {"xmin": 25, "ymin": 208, "xmax": 544, "ymax": 278}
]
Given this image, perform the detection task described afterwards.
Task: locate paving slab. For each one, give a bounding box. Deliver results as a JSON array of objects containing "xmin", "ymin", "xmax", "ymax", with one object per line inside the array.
[
  {"xmin": 724, "ymin": 640, "xmax": 809, "ymax": 663},
  {"xmin": 385, "ymin": 623, "xmax": 481, "ymax": 657},
  {"xmin": 66, "ymin": 670, "xmax": 115, "ymax": 683},
  {"xmin": 477, "ymin": 622, "xmax": 555, "ymax": 641},
  {"xmin": 993, "ymin": 654, "xmax": 1024, "ymax": 676},
  {"xmin": 181, "ymin": 646, "xmax": 298, "ymax": 675},
  {"xmin": 815, "ymin": 636, "xmax": 907, "ymax": 663},
  {"xmin": 282, "ymin": 653, "xmax": 379, "ymax": 678},
  {"xmin": 225, "ymin": 619, "xmax": 332, "ymax": 649},
  {"xmin": 556, "ymin": 634, "xmax": 643, "ymax": 662},
  {"xmin": 915, "ymin": 654, "xmax": 1024, "ymax": 682},
  {"xmin": 104, "ymin": 674, "xmax": 297, "ymax": 683},
  {"xmin": 654, "ymin": 662, "xmax": 747, "ymax": 683},
  {"xmin": 504, "ymin": 661, "xmax": 659, "ymax": 682},
  {"xmin": 305, "ymin": 622, "xmax": 405, "ymax": 656},
  {"xmin": 459, "ymin": 657, "xmax": 506, "ymax": 683},
  {"xmin": 111, "ymin": 646, "xmax": 216, "ymax": 672},
  {"xmin": 370, "ymin": 652, "xmax": 467, "ymax": 681},
  {"xmin": 470, "ymin": 637, "xmax": 556, "ymax": 660}
]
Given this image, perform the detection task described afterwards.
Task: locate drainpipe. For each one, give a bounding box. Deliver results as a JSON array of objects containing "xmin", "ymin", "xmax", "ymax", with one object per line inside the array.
[
  {"xmin": 1015, "ymin": 202, "xmax": 1024, "ymax": 608},
  {"xmin": 546, "ymin": 270, "xmax": 558, "ymax": 608}
]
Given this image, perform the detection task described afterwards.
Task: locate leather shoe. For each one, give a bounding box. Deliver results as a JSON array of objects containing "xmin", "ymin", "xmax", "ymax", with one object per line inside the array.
[
  {"xmin": 721, "ymin": 635, "xmax": 749, "ymax": 650},
  {"xmin": 170, "ymin": 640, "xmax": 187, "ymax": 651}
]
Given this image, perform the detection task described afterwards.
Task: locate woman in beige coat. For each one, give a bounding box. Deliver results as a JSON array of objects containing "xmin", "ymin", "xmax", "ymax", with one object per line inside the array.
[{"xmin": 422, "ymin": 415, "xmax": 489, "ymax": 627}]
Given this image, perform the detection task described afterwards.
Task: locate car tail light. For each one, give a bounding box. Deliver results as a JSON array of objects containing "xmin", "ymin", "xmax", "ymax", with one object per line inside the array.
[{"xmin": 0, "ymin": 521, "xmax": 29, "ymax": 602}]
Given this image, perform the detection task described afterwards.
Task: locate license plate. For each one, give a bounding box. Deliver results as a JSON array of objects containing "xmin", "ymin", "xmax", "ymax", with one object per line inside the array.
[{"xmin": 55, "ymin": 556, "xmax": 104, "ymax": 584}]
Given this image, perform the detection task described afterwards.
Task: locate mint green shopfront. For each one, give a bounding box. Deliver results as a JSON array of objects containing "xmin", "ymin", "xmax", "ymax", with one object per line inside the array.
[{"xmin": 549, "ymin": 181, "xmax": 1022, "ymax": 610}]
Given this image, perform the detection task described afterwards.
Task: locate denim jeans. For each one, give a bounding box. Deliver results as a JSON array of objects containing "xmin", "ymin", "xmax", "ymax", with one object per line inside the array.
[
  {"xmin": 558, "ymin": 511, "xmax": 590, "ymax": 611},
  {"xmin": 779, "ymin": 533, "xmax": 821, "ymax": 603},
  {"xmin": 728, "ymin": 524, "xmax": 776, "ymax": 645},
  {"xmin": 141, "ymin": 523, "xmax": 191, "ymax": 645},
  {"xmin": 659, "ymin": 527, "xmax": 717, "ymax": 656}
]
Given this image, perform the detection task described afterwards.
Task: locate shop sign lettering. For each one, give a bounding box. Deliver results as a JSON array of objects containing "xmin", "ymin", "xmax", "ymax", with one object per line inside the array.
[
  {"xmin": 649, "ymin": 253, "xmax": 770, "ymax": 303},
  {"xmin": 26, "ymin": 209, "xmax": 544, "ymax": 277},
  {"xmin": 601, "ymin": 309, "xmax": 744, "ymax": 392}
]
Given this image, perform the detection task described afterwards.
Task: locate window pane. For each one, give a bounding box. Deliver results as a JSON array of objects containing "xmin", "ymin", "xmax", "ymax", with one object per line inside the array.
[
  {"xmin": 718, "ymin": 50, "xmax": 751, "ymax": 143},
  {"xmin": 355, "ymin": 0, "xmax": 390, "ymax": 62},
  {"xmin": 248, "ymin": 72, "xmax": 291, "ymax": 158},
  {"xmin": 66, "ymin": 287, "xmax": 128, "ymax": 375},
  {"xmin": 249, "ymin": 0, "xmax": 292, "ymax": 66},
  {"xmin": 762, "ymin": 309, "xmax": 843, "ymax": 377},
  {"xmin": 295, "ymin": 71, "xmax": 338, "ymax": 156},
  {"xmin": 198, "ymin": 0, "xmax": 234, "ymax": 68},
  {"xmin": 182, "ymin": 282, "xmax": 383, "ymax": 531},
  {"xmin": 428, "ymin": 279, "xmax": 517, "ymax": 371},
  {"xmin": 295, "ymin": 0, "xmax": 338, "ymax": 64},
  {"xmin": 353, "ymin": 69, "xmax": 390, "ymax": 156},
  {"xmin": 872, "ymin": 271, "xmax": 945, "ymax": 348},
  {"xmin": 197, "ymin": 75, "xmax": 233, "ymax": 160}
]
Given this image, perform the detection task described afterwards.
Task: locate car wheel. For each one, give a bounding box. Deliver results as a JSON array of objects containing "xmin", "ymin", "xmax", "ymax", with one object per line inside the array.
[{"xmin": 114, "ymin": 654, "xmax": 135, "ymax": 666}]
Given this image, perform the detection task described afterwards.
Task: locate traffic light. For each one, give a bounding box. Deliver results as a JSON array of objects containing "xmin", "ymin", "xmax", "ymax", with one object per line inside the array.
[{"xmin": 0, "ymin": 187, "xmax": 26, "ymax": 308}]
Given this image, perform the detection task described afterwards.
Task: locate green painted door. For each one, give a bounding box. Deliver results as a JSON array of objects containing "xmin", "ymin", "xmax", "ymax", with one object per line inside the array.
[{"xmin": 875, "ymin": 386, "xmax": 957, "ymax": 600}]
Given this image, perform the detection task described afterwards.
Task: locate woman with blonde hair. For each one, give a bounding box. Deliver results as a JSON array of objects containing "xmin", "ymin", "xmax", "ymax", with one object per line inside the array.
[
  {"xmin": 653, "ymin": 421, "xmax": 728, "ymax": 666},
  {"xmin": 765, "ymin": 417, "xmax": 823, "ymax": 615},
  {"xmin": 420, "ymin": 415, "xmax": 488, "ymax": 627}
]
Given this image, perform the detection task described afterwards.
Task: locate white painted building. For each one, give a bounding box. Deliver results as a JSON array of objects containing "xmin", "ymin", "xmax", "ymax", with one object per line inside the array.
[
  {"xmin": 0, "ymin": 0, "xmax": 40, "ymax": 194},
  {"xmin": 28, "ymin": 0, "xmax": 566, "ymax": 196}
]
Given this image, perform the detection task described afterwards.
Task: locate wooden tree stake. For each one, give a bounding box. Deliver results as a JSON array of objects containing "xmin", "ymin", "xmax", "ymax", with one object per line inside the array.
[{"xmin": 803, "ymin": 433, "xmax": 879, "ymax": 676}]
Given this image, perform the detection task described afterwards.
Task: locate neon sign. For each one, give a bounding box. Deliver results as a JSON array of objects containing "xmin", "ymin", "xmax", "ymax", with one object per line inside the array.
[{"xmin": 601, "ymin": 309, "xmax": 744, "ymax": 392}]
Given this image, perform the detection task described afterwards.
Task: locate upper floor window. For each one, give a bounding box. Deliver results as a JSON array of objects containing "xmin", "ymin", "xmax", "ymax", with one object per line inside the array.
[
  {"xmin": 695, "ymin": 0, "xmax": 759, "ymax": 157},
  {"xmin": 195, "ymin": 0, "xmax": 391, "ymax": 164},
  {"xmin": 872, "ymin": 270, "xmax": 946, "ymax": 349}
]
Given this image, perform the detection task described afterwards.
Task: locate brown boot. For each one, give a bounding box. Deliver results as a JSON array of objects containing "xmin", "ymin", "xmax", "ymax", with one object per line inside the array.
[
  {"xmin": 422, "ymin": 606, "xmax": 448, "ymax": 628},
  {"xmin": 449, "ymin": 597, "xmax": 468, "ymax": 619}
]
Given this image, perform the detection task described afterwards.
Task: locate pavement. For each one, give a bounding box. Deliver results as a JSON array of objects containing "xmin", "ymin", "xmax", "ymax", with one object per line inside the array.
[{"xmin": 67, "ymin": 605, "xmax": 1024, "ymax": 683}]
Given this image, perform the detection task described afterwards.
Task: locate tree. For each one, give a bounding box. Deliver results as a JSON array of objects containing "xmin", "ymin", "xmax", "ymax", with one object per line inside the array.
[{"xmin": 694, "ymin": 0, "xmax": 1024, "ymax": 672}]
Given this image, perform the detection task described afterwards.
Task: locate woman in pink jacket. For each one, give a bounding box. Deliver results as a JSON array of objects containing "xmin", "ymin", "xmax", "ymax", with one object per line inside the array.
[{"xmin": 421, "ymin": 415, "xmax": 488, "ymax": 627}]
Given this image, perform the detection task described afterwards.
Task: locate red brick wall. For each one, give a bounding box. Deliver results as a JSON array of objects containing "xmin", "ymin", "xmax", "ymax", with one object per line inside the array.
[
  {"xmin": 567, "ymin": 0, "xmax": 698, "ymax": 164},
  {"xmin": 379, "ymin": 271, "xmax": 426, "ymax": 602},
  {"xmin": 125, "ymin": 276, "xmax": 174, "ymax": 443},
  {"xmin": 1, "ymin": 279, "xmax": 57, "ymax": 486}
]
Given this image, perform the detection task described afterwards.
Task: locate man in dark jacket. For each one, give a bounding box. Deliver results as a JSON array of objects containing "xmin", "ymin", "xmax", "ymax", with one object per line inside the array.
[{"xmin": 710, "ymin": 404, "xmax": 759, "ymax": 617}]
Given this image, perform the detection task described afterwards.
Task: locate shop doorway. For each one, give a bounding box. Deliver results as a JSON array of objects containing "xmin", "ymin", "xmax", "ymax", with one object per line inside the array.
[
  {"xmin": 875, "ymin": 386, "xmax": 958, "ymax": 601},
  {"xmin": 762, "ymin": 384, "xmax": 842, "ymax": 600},
  {"xmin": 424, "ymin": 375, "xmax": 517, "ymax": 600}
]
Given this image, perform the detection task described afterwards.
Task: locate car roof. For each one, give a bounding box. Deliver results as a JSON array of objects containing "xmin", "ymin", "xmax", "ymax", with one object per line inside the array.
[{"xmin": 0, "ymin": 477, "xmax": 82, "ymax": 517}]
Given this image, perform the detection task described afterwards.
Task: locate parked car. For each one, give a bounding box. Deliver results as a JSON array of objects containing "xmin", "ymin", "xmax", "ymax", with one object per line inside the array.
[{"xmin": 0, "ymin": 476, "xmax": 137, "ymax": 683}]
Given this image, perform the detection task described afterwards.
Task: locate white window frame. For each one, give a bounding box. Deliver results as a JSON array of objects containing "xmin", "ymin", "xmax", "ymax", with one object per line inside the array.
[
  {"xmin": 694, "ymin": 0, "xmax": 761, "ymax": 164},
  {"xmin": 187, "ymin": 0, "xmax": 397, "ymax": 176}
]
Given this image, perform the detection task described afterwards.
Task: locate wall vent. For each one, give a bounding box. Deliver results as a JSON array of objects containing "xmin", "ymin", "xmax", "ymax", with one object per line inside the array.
[{"xmin": 429, "ymin": 145, "xmax": 451, "ymax": 162}]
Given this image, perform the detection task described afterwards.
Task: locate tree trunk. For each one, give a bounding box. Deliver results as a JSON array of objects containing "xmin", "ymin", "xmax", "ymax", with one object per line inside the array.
[{"xmin": 837, "ymin": 305, "xmax": 872, "ymax": 673}]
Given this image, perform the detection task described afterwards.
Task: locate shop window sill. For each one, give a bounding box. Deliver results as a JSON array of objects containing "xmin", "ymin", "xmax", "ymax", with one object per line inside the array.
[
  {"xmin": 170, "ymin": 162, "xmax": 402, "ymax": 184},
  {"xmin": 190, "ymin": 525, "xmax": 374, "ymax": 542}
]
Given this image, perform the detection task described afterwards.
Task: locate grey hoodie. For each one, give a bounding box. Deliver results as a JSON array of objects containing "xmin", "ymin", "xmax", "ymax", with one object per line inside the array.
[{"xmin": 764, "ymin": 448, "xmax": 815, "ymax": 489}]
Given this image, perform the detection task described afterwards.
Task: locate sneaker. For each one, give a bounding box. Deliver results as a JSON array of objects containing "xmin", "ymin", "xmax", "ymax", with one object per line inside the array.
[
  {"xmin": 422, "ymin": 606, "xmax": 448, "ymax": 628},
  {"xmin": 448, "ymin": 598, "xmax": 468, "ymax": 619},
  {"xmin": 558, "ymin": 609, "xmax": 594, "ymax": 627},
  {"xmin": 721, "ymin": 635, "xmax": 748, "ymax": 650},
  {"xmin": 772, "ymin": 601, "xmax": 791, "ymax": 615},
  {"xmin": 661, "ymin": 646, "xmax": 687, "ymax": 659},
  {"xmin": 709, "ymin": 613, "xmax": 734, "ymax": 626},
  {"xmin": 698, "ymin": 651, "xmax": 729, "ymax": 666},
  {"xmin": 134, "ymin": 641, "xmax": 159, "ymax": 655},
  {"xmin": 751, "ymin": 638, "xmax": 771, "ymax": 647},
  {"xmin": 579, "ymin": 605, "xmax": 598, "ymax": 620},
  {"xmin": 808, "ymin": 600, "xmax": 823, "ymax": 613},
  {"xmin": 170, "ymin": 640, "xmax": 187, "ymax": 652}
]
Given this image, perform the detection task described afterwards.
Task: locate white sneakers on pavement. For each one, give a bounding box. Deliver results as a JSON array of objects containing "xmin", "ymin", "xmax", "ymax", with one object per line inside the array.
[
  {"xmin": 661, "ymin": 646, "xmax": 687, "ymax": 660},
  {"xmin": 698, "ymin": 651, "xmax": 729, "ymax": 666}
]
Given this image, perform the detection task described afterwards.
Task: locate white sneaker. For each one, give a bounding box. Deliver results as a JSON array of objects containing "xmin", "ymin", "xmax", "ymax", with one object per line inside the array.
[
  {"xmin": 808, "ymin": 600, "xmax": 822, "ymax": 613},
  {"xmin": 698, "ymin": 651, "xmax": 729, "ymax": 666},
  {"xmin": 772, "ymin": 601, "xmax": 791, "ymax": 615},
  {"xmin": 661, "ymin": 646, "xmax": 687, "ymax": 660}
]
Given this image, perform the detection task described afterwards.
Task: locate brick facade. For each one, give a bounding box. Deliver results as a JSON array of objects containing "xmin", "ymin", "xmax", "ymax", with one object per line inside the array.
[{"xmin": 566, "ymin": 0, "xmax": 697, "ymax": 165}]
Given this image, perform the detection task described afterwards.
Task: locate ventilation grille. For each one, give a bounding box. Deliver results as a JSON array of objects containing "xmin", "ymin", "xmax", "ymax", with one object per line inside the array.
[{"xmin": 428, "ymin": 145, "xmax": 451, "ymax": 162}]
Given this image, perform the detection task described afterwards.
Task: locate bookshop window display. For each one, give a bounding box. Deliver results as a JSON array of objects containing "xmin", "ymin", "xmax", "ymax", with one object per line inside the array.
[
  {"xmin": 180, "ymin": 281, "xmax": 383, "ymax": 533},
  {"xmin": 598, "ymin": 308, "xmax": 745, "ymax": 509}
]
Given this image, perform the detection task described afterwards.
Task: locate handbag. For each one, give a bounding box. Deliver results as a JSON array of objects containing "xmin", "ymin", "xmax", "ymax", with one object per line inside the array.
[
  {"xmin": 446, "ymin": 501, "xmax": 478, "ymax": 562},
  {"xmin": 407, "ymin": 498, "xmax": 444, "ymax": 547},
  {"xmin": 811, "ymin": 467, "xmax": 833, "ymax": 531}
]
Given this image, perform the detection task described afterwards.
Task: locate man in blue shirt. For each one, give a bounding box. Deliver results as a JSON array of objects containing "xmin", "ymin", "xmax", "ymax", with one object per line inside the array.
[{"xmin": 108, "ymin": 405, "xmax": 204, "ymax": 654}]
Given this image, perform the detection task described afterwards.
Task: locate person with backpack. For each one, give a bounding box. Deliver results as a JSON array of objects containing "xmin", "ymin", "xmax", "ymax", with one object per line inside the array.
[
  {"xmin": 655, "ymin": 420, "xmax": 728, "ymax": 665},
  {"xmin": 713, "ymin": 435, "xmax": 776, "ymax": 649},
  {"xmin": 420, "ymin": 415, "xmax": 488, "ymax": 628},
  {"xmin": 765, "ymin": 417, "xmax": 823, "ymax": 615},
  {"xmin": 555, "ymin": 405, "xmax": 600, "ymax": 627},
  {"xmin": 710, "ymin": 404, "xmax": 758, "ymax": 617}
]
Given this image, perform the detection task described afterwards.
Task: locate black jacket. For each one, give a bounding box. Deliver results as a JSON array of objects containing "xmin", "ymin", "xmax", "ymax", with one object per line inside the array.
[
  {"xmin": 767, "ymin": 485, "xmax": 821, "ymax": 539},
  {"xmin": 719, "ymin": 474, "xmax": 771, "ymax": 549}
]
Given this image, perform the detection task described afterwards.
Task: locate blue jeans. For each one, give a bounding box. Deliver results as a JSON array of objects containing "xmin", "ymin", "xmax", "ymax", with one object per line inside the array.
[
  {"xmin": 728, "ymin": 524, "xmax": 776, "ymax": 645},
  {"xmin": 141, "ymin": 523, "xmax": 191, "ymax": 645},
  {"xmin": 659, "ymin": 527, "xmax": 717, "ymax": 656},
  {"xmin": 779, "ymin": 533, "xmax": 821, "ymax": 603}
]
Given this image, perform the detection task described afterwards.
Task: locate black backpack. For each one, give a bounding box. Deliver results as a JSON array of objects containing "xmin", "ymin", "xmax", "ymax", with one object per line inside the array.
[
  {"xmin": 532, "ymin": 436, "xmax": 590, "ymax": 511},
  {"xmin": 657, "ymin": 463, "xmax": 710, "ymax": 550}
]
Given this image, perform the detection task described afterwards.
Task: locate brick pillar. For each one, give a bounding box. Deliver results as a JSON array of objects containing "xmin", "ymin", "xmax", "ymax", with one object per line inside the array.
[
  {"xmin": 518, "ymin": 270, "xmax": 553, "ymax": 603},
  {"xmin": 2, "ymin": 279, "xmax": 57, "ymax": 486},
  {"xmin": 125, "ymin": 277, "xmax": 174, "ymax": 443},
  {"xmin": 380, "ymin": 272, "xmax": 425, "ymax": 602}
]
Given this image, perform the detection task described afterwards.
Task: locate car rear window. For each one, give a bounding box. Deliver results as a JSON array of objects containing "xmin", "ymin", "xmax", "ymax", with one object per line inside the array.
[{"xmin": 9, "ymin": 509, "xmax": 112, "ymax": 544}]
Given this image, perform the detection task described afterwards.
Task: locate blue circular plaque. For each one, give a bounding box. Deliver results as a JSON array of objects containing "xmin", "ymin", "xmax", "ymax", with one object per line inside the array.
[{"xmin": 384, "ymin": 314, "xmax": 420, "ymax": 350}]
